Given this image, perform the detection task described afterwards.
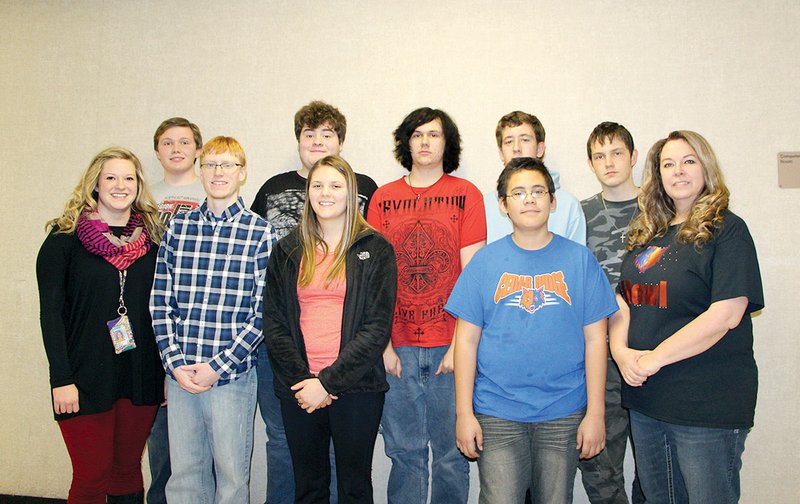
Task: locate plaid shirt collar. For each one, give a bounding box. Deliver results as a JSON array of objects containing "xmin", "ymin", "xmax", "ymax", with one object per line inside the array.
[{"xmin": 199, "ymin": 197, "xmax": 247, "ymax": 222}]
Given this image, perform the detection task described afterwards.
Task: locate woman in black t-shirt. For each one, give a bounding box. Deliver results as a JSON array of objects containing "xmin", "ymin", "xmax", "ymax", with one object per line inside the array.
[
  {"xmin": 37, "ymin": 147, "xmax": 164, "ymax": 503},
  {"xmin": 609, "ymin": 131, "xmax": 763, "ymax": 504}
]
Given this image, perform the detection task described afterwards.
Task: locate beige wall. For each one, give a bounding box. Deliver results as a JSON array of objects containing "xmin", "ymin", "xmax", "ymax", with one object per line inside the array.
[{"xmin": 2, "ymin": 1, "xmax": 798, "ymax": 502}]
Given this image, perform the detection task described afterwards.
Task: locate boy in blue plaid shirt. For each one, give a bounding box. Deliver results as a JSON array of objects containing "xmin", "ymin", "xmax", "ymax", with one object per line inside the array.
[{"xmin": 151, "ymin": 136, "xmax": 276, "ymax": 504}]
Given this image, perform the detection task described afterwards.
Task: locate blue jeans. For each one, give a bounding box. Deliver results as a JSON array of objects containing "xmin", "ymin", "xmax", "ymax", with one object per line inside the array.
[
  {"xmin": 257, "ymin": 345, "xmax": 296, "ymax": 504},
  {"xmin": 166, "ymin": 370, "xmax": 257, "ymax": 504},
  {"xmin": 257, "ymin": 344, "xmax": 338, "ymax": 504},
  {"xmin": 146, "ymin": 405, "xmax": 170, "ymax": 504},
  {"xmin": 476, "ymin": 409, "xmax": 582, "ymax": 504},
  {"xmin": 381, "ymin": 345, "xmax": 469, "ymax": 504},
  {"xmin": 629, "ymin": 410, "xmax": 748, "ymax": 504}
]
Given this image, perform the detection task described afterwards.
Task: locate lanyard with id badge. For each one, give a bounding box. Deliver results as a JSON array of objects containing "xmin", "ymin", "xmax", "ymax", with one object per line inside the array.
[{"xmin": 107, "ymin": 269, "xmax": 136, "ymax": 353}]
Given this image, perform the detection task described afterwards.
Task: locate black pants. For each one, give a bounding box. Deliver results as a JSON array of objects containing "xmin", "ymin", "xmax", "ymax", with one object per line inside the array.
[{"xmin": 280, "ymin": 392, "xmax": 384, "ymax": 504}]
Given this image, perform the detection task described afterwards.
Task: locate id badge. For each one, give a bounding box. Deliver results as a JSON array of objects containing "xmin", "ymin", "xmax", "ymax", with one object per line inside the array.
[{"xmin": 107, "ymin": 314, "xmax": 136, "ymax": 354}]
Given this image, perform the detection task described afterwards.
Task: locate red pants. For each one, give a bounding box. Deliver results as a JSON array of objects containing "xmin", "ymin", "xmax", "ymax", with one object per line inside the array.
[{"xmin": 58, "ymin": 399, "xmax": 157, "ymax": 504}]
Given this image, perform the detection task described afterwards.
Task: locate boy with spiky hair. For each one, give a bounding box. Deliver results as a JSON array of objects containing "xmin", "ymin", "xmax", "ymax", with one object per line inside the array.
[
  {"xmin": 450, "ymin": 157, "xmax": 616, "ymax": 503},
  {"xmin": 485, "ymin": 110, "xmax": 586, "ymax": 245},
  {"xmin": 581, "ymin": 121, "xmax": 644, "ymax": 504},
  {"xmin": 151, "ymin": 136, "xmax": 275, "ymax": 504}
]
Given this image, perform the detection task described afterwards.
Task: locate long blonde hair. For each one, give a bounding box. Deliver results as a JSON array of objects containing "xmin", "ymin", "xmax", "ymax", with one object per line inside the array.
[
  {"xmin": 627, "ymin": 130, "xmax": 729, "ymax": 250},
  {"xmin": 46, "ymin": 147, "xmax": 163, "ymax": 242},
  {"xmin": 298, "ymin": 155, "xmax": 372, "ymax": 287}
]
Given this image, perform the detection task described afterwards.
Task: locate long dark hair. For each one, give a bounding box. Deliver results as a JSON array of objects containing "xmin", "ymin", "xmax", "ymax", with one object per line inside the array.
[{"xmin": 393, "ymin": 107, "xmax": 461, "ymax": 173}]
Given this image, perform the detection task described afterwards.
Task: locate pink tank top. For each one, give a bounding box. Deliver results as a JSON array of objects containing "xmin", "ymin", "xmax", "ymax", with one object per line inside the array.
[{"xmin": 297, "ymin": 249, "xmax": 346, "ymax": 375}]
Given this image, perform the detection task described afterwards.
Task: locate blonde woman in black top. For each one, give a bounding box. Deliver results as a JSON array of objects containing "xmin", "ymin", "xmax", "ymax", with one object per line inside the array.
[
  {"xmin": 37, "ymin": 147, "xmax": 164, "ymax": 504},
  {"xmin": 610, "ymin": 131, "xmax": 763, "ymax": 503}
]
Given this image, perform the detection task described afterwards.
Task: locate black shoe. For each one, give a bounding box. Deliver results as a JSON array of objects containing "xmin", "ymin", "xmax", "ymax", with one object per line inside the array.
[{"xmin": 107, "ymin": 490, "xmax": 144, "ymax": 504}]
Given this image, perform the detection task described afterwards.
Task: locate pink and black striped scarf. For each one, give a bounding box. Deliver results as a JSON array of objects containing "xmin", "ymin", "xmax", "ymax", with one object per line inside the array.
[{"xmin": 76, "ymin": 210, "xmax": 151, "ymax": 270}]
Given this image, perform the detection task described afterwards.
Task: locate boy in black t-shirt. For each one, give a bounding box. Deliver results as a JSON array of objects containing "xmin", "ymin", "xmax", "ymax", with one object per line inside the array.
[
  {"xmin": 250, "ymin": 101, "xmax": 376, "ymax": 504},
  {"xmin": 250, "ymin": 101, "xmax": 377, "ymax": 239}
]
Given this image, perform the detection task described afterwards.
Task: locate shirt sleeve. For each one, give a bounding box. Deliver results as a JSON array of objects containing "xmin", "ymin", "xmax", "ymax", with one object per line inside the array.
[
  {"xmin": 358, "ymin": 174, "xmax": 379, "ymax": 219},
  {"xmin": 484, "ymin": 191, "xmax": 513, "ymax": 244},
  {"xmin": 149, "ymin": 223, "xmax": 187, "ymax": 374},
  {"xmin": 445, "ymin": 258, "xmax": 485, "ymax": 328},
  {"xmin": 36, "ymin": 232, "xmax": 75, "ymax": 388},
  {"xmin": 208, "ymin": 225, "xmax": 275, "ymax": 378},
  {"xmin": 263, "ymin": 242, "xmax": 315, "ymax": 388},
  {"xmin": 366, "ymin": 188, "xmax": 383, "ymax": 229},
  {"xmin": 581, "ymin": 250, "xmax": 619, "ymax": 326},
  {"xmin": 250, "ymin": 181, "xmax": 268, "ymax": 219},
  {"xmin": 564, "ymin": 193, "xmax": 587, "ymax": 246},
  {"xmin": 711, "ymin": 215, "xmax": 764, "ymax": 313},
  {"xmin": 460, "ymin": 182, "xmax": 488, "ymax": 248}
]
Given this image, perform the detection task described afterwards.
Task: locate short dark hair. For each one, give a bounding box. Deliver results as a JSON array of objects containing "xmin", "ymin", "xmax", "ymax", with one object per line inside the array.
[
  {"xmin": 393, "ymin": 107, "xmax": 461, "ymax": 173},
  {"xmin": 496, "ymin": 157, "xmax": 555, "ymax": 203},
  {"xmin": 495, "ymin": 111, "xmax": 546, "ymax": 148},
  {"xmin": 153, "ymin": 117, "xmax": 203, "ymax": 150},
  {"xmin": 586, "ymin": 121, "xmax": 634, "ymax": 159},
  {"xmin": 294, "ymin": 101, "xmax": 347, "ymax": 143}
]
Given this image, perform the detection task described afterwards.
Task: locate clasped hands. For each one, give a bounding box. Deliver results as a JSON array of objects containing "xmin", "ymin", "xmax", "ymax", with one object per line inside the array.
[
  {"xmin": 173, "ymin": 363, "xmax": 220, "ymax": 393},
  {"xmin": 293, "ymin": 378, "xmax": 338, "ymax": 413},
  {"xmin": 615, "ymin": 348, "xmax": 662, "ymax": 387}
]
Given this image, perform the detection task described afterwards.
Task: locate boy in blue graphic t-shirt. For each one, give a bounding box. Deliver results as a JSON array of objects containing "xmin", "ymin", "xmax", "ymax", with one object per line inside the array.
[{"xmin": 446, "ymin": 157, "xmax": 618, "ymax": 504}]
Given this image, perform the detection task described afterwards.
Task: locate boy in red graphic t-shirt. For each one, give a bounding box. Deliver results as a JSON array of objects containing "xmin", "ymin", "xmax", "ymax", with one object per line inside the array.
[{"xmin": 367, "ymin": 107, "xmax": 486, "ymax": 504}]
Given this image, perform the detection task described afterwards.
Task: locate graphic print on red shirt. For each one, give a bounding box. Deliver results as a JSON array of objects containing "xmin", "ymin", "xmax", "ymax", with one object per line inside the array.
[{"xmin": 367, "ymin": 175, "xmax": 486, "ymax": 347}]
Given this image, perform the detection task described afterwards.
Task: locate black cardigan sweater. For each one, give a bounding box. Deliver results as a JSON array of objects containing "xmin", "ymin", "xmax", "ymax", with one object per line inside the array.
[
  {"xmin": 36, "ymin": 228, "xmax": 165, "ymax": 421},
  {"xmin": 263, "ymin": 228, "xmax": 397, "ymax": 399}
]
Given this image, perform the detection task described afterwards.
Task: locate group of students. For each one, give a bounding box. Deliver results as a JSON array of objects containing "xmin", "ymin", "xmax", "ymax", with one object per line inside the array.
[{"xmin": 36, "ymin": 101, "xmax": 764, "ymax": 504}]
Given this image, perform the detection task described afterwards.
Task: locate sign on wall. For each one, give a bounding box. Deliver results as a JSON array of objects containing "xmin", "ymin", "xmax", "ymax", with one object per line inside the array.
[{"xmin": 778, "ymin": 152, "xmax": 800, "ymax": 188}]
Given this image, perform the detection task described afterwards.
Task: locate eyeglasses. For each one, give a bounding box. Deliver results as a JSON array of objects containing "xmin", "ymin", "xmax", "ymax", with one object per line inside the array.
[
  {"xmin": 200, "ymin": 162, "xmax": 242, "ymax": 171},
  {"xmin": 505, "ymin": 188, "xmax": 549, "ymax": 201}
]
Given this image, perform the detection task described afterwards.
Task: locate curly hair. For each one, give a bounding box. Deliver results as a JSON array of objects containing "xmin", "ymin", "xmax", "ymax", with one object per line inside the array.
[
  {"xmin": 294, "ymin": 101, "xmax": 347, "ymax": 143},
  {"xmin": 393, "ymin": 107, "xmax": 461, "ymax": 173},
  {"xmin": 47, "ymin": 147, "xmax": 163, "ymax": 243},
  {"xmin": 627, "ymin": 131, "xmax": 729, "ymax": 251}
]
